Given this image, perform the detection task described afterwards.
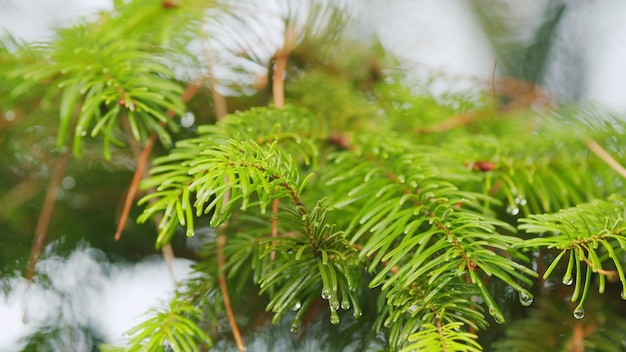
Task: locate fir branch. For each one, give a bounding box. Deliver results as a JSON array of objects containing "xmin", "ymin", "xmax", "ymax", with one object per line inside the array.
[
  {"xmin": 518, "ymin": 196, "xmax": 626, "ymax": 316},
  {"xmin": 401, "ymin": 322, "xmax": 482, "ymax": 352},
  {"xmin": 138, "ymin": 106, "xmax": 326, "ymax": 246},
  {"xmin": 258, "ymin": 202, "xmax": 361, "ymax": 325},
  {"xmin": 7, "ymin": 15, "xmax": 189, "ymax": 158},
  {"xmin": 324, "ymin": 134, "xmax": 536, "ymax": 324},
  {"xmin": 123, "ymin": 299, "xmax": 212, "ymax": 352},
  {"xmin": 378, "ymin": 273, "xmax": 487, "ymax": 350}
]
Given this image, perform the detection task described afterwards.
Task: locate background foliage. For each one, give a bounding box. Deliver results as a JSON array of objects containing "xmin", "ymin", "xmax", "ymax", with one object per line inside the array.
[{"xmin": 2, "ymin": 0, "xmax": 626, "ymax": 351}]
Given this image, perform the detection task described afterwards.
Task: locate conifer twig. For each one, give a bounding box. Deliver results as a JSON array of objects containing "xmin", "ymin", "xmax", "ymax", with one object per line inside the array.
[
  {"xmin": 582, "ymin": 256, "xmax": 618, "ymax": 281},
  {"xmin": 585, "ymin": 138, "xmax": 626, "ymax": 179},
  {"xmin": 23, "ymin": 147, "xmax": 71, "ymax": 322},
  {"xmin": 415, "ymin": 77, "xmax": 550, "ymax": 134},
  {"xmin": 210, "ymin": 74, "xmax": 246, "ymax": 351},
  {"xmin": 114, "ymin": 133, "xmax": 157, "ymax": 241},
  {"xmin": 272, "ymin": 26, "xmax": 297, "ymax": 110},
  {"xmin": 269, "ymin": 25, "xmax": 297, "ymax": 260},
  {"xmin": 115, "ymin": 79, "xmax": 205, "ymax": 283}
]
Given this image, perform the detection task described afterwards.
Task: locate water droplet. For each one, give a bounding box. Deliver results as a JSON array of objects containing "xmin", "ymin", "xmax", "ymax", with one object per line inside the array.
[
  {"xmin": 81, "ymin": 130, "xmax": 87, "ymax": 136},
  {"xmin": 353, "ymin": 310, "xmax": 362, "ymax": 319},
  {"xmin": 321, "ymin": 288, "xmax": 332, "ymax": 300},
  {"xmin": 506, "ymin": 205, "xmax": 520, "ymax": 215},
  {"xmin": 330, "ymin": 299, "xmax": 340, "ymax": 311},
  {"xmin": 4, "ymin": 110, "xmax": 15, "ymax": 121},
  {"xmin": 181, "ymin": 111, "xmax": 195, "ymax": 128},
  {"xmin": 519, "ymin": 291, "xmax": 533, "ymax": 306},
  {"xmin": 621, "ymin": 289, "xmax": 626, "ymax": 300},
  {"xmin": 330, "ymin": 311, "xmax": 339, "ymax": 325},
  {"xmin": 292, "ymin": 301, "xmax": 302, "ymax": 311},
  {"xmin": 341, "ymin": 299, "xmax": 351, "ymax": 310},
  {"xmin": 383, "ymin": 319, "xmax": 393, "ymax": 328},
  {"xmin": 186, "ymin": 229, "xmax": 195, "ymax": 237},
  {"xmin": 61, "ymin": 176, "xmax": 76, "ymax": 190},
  {"xmin": 290, "ymin": 320, "xmax": 301, "ymax": 332},
  {"xmin": 562, "ymin": 275, "xmax": 573, "ymax": 285},
  {"xmin": 573, "ymin": 308, "xmax": 584, "ymax": 319},
  {"xmin": 489, "ymin": 306, "xmax": 505, "ymax": 323}
]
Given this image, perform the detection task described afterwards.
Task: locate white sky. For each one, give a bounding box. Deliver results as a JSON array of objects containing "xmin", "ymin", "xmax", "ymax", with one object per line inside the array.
[{"xmin": 1, "ymin": 0, "xmax": 625, "ymax": 110}]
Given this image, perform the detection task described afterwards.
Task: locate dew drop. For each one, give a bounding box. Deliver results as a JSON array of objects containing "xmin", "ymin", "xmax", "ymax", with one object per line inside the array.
[
  {"xmin": 330, "ymin": 311, "xmax": 340, "ymax": 325},
  {"xmin": 61, "ymin": 176, "xmax": 76, "ymax": 190},
  {"xmin": 80, "ymin": 130, "xmax": 87, "ymax": 136},
  {"xmin": 489, "ymin": 306, "xmax": 505, "ymax": 324},
  {"xmin": 506, "ymin": 205, "xmax": 520, "ymax": 215},
  {"xmin": 185, "ymin": 230, "xmax": 195, "ymax": 237},
  {"xmin": 353, "ymin": 310, "xmax": 362, "ymax": 319},
  {"xmin": 519, "ymin": 291, "xmax": 534, "ymax": 306},
  {"xmin": 330, "ymin": 299, "xmax": 340, "ymax": 311},
  {"xmin": 383, "ymin": 319, "xmax": 393, "ymax": 328},
  {"xmin": 292, "ymin": 301, "xmax": 302, "ymax": 311},
  {"xmin": 341, "ymin": 299, "xmax": 351, "ymax": 310},
  {"xmin": 290, "ymin": 320, "xmax": 301, "ymax": 333},
  {"xmin": 573, "ymin": 308, "xmax": 585, "ymax": 319},
  {"xmin": 181, "ymin": 111, "xmax": 195, "ymax": 128},
  {"xmin": 321, "ymin": 288, "xmax": 332, "ymax": 300},
  {"xmin": 562, "ymin": 275, "xmax": 573, "ymax": 286},
  {"xmin": 4, "ymin": 110, "xmax": 15, "ymax": 121}
]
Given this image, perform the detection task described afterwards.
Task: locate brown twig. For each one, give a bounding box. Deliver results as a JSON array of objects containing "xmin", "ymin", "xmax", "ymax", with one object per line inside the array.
[
  {"xmin": 434, "ymin": 314, "xmax": 450, "ymax": 352},
  {"xmin": 585, "ymin": 138, "xmax": 626, "ymax": 179},
  {"xmin": 217, "ymin": 227, "xmax": 246, "ymax": 351},
  {"xmin": 415, "ymin": 76, "xmax": 551, "ymax": 134},
  {"xmin": 114, "ymin": 79, "xmax": 205, "ymax": 242},
  {"xmin": 582, "ymin": 256, "xmax": 618, "ymax": 281},
  {"xmin": 490, "ymin": 58, "xmax": 497, "ymax": 101},
  {"xmin": 567, "ymin": 321, "xmax": 595, "ymax": 352},
  {"xmin": 114, "ymin": 133, "xmax": 157, "ymax": 241},
  {"xmin": 115, "ymin": 80, "xmax": 206, "ymax": 283},
  {"xmin": 272, "ymin": 26, "xmax": 297, "ymax": 109},
  {"xmin": 23, "ymin": 147, "xmax": 71, "ymax": 322},
  {"xmin": 268, "ymin": 25, "xmax": 297, "ymax": 258},
  {"xmin": 210, "ymin": 74, "xmax": 246, "ymax": 351}
]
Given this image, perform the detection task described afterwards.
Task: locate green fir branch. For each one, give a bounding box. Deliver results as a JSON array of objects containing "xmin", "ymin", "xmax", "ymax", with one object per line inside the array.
[
  {"xmin": 138, "ymin": 106, "xmax": 327, "ymax": 246},
  {"xmin": 401, "ymin": 321, "xmax": 483, "ymax": 352},
  {"xmin": 324, "ymin": 133, "xmax": 537, "ymax": 324},
  {"xmin": 123, "ymin": 294, "xmax": 213, "ymax": 352},
  {"xmin": 518, "ymin": 195, "xmax": 626, "ymax": 317}
]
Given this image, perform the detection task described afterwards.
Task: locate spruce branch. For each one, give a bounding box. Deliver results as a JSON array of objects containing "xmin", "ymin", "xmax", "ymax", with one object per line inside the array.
[
  {"xmin": 323, "ymin": 134, "xmax": 536, "ymax": 325},
  {"xmin": 518, "ymin": 196, "xmax": 626, "ymax": 317}
]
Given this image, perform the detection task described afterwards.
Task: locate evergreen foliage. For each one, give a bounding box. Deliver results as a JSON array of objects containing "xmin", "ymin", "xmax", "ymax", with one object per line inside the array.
[{"xmin": 2, "ymin": 1, "xmax": 626, "ymax": 351}]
